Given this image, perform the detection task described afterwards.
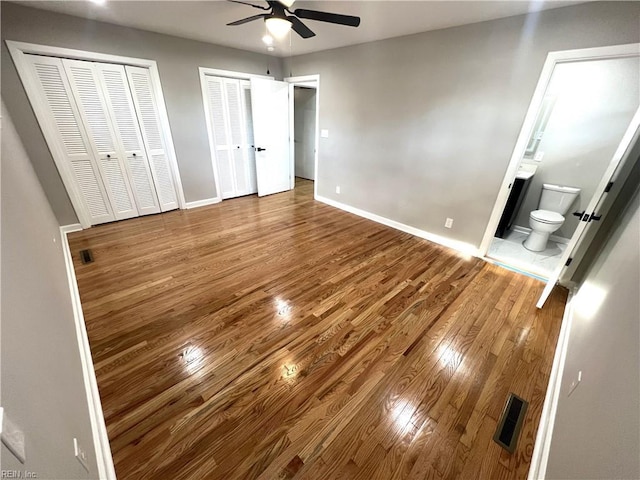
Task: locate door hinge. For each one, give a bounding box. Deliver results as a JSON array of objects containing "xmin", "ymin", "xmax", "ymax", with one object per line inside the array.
[
  {"xmin": 565, "ymin": 257, "xmax": 573, "ymax": 267},
  {"xmin": 604, "ymin": 181, "xmax": 614, "ymax": 193}
]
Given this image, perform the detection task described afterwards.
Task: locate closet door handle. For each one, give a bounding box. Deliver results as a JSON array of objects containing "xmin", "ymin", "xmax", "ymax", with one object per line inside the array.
[{"xmin": 256, "ymin": 147, "xmax": 266, "ymax": 152}]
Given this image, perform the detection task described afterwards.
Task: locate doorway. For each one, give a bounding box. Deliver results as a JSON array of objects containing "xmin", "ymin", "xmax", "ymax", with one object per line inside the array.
[
  {"xmin": 293, "ymin": 86, "xmax": 317, "ymax": 183},
  {"xmin": 480, "ymin": 44, "xmax": 640, "ymax": 299},
  {"xmin": 286, "ymin": 75, "xmax": 320, "ymax": 194}
]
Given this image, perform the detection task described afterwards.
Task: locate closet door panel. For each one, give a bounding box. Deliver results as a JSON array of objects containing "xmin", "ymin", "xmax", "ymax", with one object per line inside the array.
[
  {"xmin": 95, "ymin": 63, "xmax": 160, "ymax": 215},
  {"xmin": 224, "ymin": 79, "xmax": 250, "ymax": 195},
  {"xmin": 63, "ymin": 59, "xmax": 138, "ymax": 220},
  {"xmin": 125, "ymin": 66, "xmax": 179, "ymax": 211},
  {"xmin": 204, "ymin": 76, "xmax": 235, "ymax": 199},
  {"xmin": 24, "ymin": 54, "xmax": 114, "ymax": 225},
  {"xmin": 241, "ymin": 82, "xmax": 258, "ymax": 194}
]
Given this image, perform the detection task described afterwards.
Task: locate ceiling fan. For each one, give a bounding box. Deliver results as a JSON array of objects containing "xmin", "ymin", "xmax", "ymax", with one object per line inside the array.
[{"xmin": 227, "ymin": 0, "xmax": 361, "ymax": 39}]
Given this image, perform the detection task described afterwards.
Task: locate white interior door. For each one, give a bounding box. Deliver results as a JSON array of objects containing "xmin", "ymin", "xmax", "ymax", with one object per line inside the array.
[
  {"xmin": 24, "ymin": 54, "xmax": 115, "ymax": 226},
  {"xmin": 63, "ymin": 58, "xmax": 138, "ymax": 221},
  {"xmin": 537, "ymin": 109, "xmax": 640, "ymax": 308},
  {"xmin": 250, "ymin": 78, "xmax": 291, "ymax": 197}
]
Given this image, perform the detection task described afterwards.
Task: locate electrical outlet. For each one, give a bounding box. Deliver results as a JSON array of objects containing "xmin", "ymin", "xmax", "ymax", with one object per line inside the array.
[
  {"xmin": 534, "ymin": 151, "xmax": 545, "ymax": 162},
  {"xmin": 74, "ymin": 438, "xmax": 90, "ymax": 473},
  {"xmin": 321, "ymin": 129, "xmax": 329, "ymax": 138},
  {"xmin": 445, "ymin": 218, "xmax": 454, "ymax": 229},
  {"xmin": 1, "ymin": 408, "xmax": 26, "ymax": 464},
  {"xmin": 335, "ymin": 185, "xmax": 341, "ymax": 194},
  {"xmin": 568, "ymin": 370, "xmax": 582, "ymax": 397}
]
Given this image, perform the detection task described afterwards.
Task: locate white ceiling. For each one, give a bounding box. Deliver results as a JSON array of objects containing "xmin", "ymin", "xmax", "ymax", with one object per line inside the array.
[{"xmin": 17, "ymin": 0, "xmax": 585, "ymax": 57}]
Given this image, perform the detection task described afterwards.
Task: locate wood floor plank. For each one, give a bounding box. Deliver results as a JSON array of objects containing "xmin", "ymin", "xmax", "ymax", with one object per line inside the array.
[{"xmin": 68, "ymin": 179, "xmax": 567, "ymax": 479}]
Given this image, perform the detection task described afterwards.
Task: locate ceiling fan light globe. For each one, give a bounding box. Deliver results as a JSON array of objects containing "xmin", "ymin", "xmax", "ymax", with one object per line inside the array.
[{"xmin": 265, "ymin": 17, "xmax": 292, "ymax": 39}]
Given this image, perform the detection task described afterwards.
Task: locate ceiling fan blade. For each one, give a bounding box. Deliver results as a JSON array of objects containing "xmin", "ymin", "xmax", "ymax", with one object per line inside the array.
[
  {"xmin": 289, "ymin": 16, "xmax": 315, "ymax": 39},
  {"xmin": 227, "ymin": 14, "xmax": 268, "ymax": 26},
  {"xmin": 292, "ymin": 8, "xmax": 361, "ymax": 27},
  {"xmin": 227, "ymin": 0, "xmax": 269, "ymax": 10}
]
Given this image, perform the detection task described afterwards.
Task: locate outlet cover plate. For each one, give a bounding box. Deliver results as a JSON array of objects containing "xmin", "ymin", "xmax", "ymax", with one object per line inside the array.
[
  {"xmin": 1, "ymin": 408, "xmax": 26, "ymax": 464},
  {"xmin": 74, "ymin": 438, "xmax": 90, "ymax": 473}
]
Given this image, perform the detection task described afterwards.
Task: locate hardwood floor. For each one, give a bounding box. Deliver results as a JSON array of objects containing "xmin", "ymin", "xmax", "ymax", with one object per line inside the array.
[{"xmin": 68, "ymin": 179, "xmax": 567, "ymax": 480}]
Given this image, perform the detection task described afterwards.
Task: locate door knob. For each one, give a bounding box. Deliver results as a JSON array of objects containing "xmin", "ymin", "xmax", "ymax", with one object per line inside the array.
[{"xmin": 256, "ymin": 147, "xmax": 266, "ymax": 152}]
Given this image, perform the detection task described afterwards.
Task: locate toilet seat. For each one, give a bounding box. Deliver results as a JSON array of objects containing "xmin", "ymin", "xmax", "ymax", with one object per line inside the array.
[{"xmin": 530, "ymin": 209, "xmax": 564, "ymax": 224}]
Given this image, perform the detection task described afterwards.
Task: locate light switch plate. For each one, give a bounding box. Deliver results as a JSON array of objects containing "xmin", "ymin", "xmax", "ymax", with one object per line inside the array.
[
  {"xmin": 320, "ymin": 129, "xmax": 329, "ymax": 138},
  {"xmin": 1, "ymin": 408, "xmax": 26, "ymax": 464},
  {"xmin": 534, "ymin": 151, "xmax": 545, "ymax": 162}
]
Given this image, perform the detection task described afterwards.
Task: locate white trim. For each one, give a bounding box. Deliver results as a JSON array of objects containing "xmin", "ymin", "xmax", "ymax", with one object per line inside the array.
[
  {"xmin": 59, "ymin": 226, "xmax": 116, "ymax": 480},
  {"xmin": 6, "ymin": 40, "xmax": 187, "ymax": 225},
  {"xmin": 316, "ymin": 195, "xmax": 478, "ymax": 256},
  {"xmin": 528, "ymin": 287, "xmax": 576, "ymax": 480},
  {"xmin": 185, "ymin": 197, "xmax": 221, "ymax": 209},
  {"xmin": 198, "ymin": 67, "xmax": 274, "ymax": 201},
  {"xmin": 511, "ymin": 225, "xmax": 571, "ymax": 245},
  {"xmin": 285, "ymin": 75, "xmax": 320, "ymax": 196},
  {"xmin": 478, "ymin": 43, "xmax": 640, "ymax": 257},
  {"xmin": 60, "ymin": 223, "xmax": 83, "ymax": 234},
  {"xmin": 198, "ymin": 67, "xmax": 273, "ymax": 81}
]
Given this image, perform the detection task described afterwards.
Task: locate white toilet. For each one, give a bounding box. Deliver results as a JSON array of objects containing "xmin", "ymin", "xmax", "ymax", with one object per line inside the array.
[{"xmin": 523, "ymin": 183, "xmax": 580, "ymax": 252}]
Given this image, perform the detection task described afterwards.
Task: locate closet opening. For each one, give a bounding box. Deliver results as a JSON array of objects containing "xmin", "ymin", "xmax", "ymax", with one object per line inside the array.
[
  {"xmin": 8, "ymin": 41, "xmax": 184, "ymax": 229},
  {"xmin": 200, "ymin": 68, "xmax": 294, "ymax": 200}
]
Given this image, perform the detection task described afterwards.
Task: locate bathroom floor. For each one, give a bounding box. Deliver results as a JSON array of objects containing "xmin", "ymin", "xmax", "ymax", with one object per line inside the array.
[{"xmin": 488, "ymin": 229, "xmax": 568, "ymax": 278}]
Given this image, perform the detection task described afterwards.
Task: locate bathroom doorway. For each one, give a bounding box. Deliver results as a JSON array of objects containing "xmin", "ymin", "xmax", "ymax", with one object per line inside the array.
[{"xmin": 480, "ymin": 44, "xmax": 640, "ymax": 286}]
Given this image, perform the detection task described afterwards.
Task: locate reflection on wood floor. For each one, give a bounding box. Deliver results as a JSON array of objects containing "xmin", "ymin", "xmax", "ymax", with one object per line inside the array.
[{"xmin": 68, "ymin": 179, "xmax": 567, "ymax": 480}]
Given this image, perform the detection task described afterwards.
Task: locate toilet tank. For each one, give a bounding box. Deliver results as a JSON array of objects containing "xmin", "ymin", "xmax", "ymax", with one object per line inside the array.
[{"xmin": 539, "ymin": 184, "xmax": 581, "ymax": 215}]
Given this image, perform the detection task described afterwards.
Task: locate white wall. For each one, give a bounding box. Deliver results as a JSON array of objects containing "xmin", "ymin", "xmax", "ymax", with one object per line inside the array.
[
  {"xmin": 283, "ymin": 1, "xmax": 640, "ymax": 249},
  {"xmin": 514, "ymin": 56, "xmax": 639, "ymax": 239},
  {"xmin": 545, "ymin": 186, "xmax": 640, "ymax": 479},
  {"xmin": 1, "ymin": 104, "xmax": 99, "ymax": 478}
]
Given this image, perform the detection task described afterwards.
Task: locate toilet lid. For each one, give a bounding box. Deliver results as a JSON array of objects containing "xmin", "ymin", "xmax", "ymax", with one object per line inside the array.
[{"xmin": 531, "ymin": 209, "xmax": 564, "ymax": 223}]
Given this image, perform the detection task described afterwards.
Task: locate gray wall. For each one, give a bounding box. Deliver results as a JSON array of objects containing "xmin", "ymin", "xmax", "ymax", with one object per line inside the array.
[
  {"xmin": 283, "ymin": 1, "xmax": 640, "ymax": 248},
  {"xmin": 1, "ymin": 103, "xmax": 99, "ymax": 478},
  {"xmin": 545, "ymin": 186, "xmax": 640, "ymax": 479},
  {"xmin": 1, "ymin": 2, "xmax": 282, "ymax": 225},
  {"xmin": 514, "ymin": 56, "xmax": 639, "ymax": 239}
]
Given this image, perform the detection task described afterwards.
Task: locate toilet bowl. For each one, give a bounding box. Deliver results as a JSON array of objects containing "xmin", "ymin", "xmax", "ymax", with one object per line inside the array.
[
  {"xmin": 523, "ymin": 184, "xmax": 580, "ymax": 252},
  {"xmin": 524, "ymin": 210, "xmax": 564, "ymax": 251}
]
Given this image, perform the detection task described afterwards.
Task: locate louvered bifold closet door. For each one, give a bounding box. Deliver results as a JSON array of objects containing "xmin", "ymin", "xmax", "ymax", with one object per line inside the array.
[
  {"xmin": 94, "ymin": 62, "xmax": 160, "ymax": 216},
  {"xmin": 204, "ymin": 76, "xmax": 235, "ymax": 199},
  {"xmin": 240, "ymin": 81, "xmax": 258, "ymax": 194},
  {"xmin": 125, "ymin": 66, "xmax": 179, "ymax": 211},
  {"xmin": 224, "ymin": 78, "xmax": 254, "ymax": 196},
  {"xmin": 23, "ymin": 55, "xmax": 115, "ymax": 225},
  {"xmin": 63, "ymin": 59, "xmax": 138, "ymax": 221}
]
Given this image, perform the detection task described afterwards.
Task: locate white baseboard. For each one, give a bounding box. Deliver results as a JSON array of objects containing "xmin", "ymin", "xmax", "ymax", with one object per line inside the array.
[
  {"xmin": 527, "ymin": 287, "xmax": 576, "ymax": 480},
  {"xmin": 512, "ymin": 225, "xmax": 571, "ymax": 245},
  {"xmin": 60, "ymin": 223, "xmax": 83, "ymax": 234},
  {"xmin": 185, "ymin": 197, "xmax": 221, "ymax": 209},
  {"xmin": 59, "ymin": 227, "xmax": 116, "ymax": 480},
  {"xmin": 315, "ymin": 195, "xmax": 479, "ymax": 256}
]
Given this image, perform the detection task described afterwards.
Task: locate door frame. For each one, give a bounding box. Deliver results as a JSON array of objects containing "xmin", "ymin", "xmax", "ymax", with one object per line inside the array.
[
  {"xmin": 7, "ymin": 40, "xmax": 186, "ymax": 228},
  {"xmin": 478, "ymin": 43, "xmax": 640, "ymax": 258},
  {"xmin": 198, "ymin": 67, "xmax": 273, "ymax": 203},
  {"xmin": 285, "ymin": 75, "xmax": 320, "ymax": 196}
]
